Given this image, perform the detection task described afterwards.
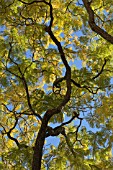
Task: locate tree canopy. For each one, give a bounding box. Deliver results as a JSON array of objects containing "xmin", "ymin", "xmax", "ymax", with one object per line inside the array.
[{"xmin": 0, "ymin": 0, "xmax": 113, "ymax": 169}]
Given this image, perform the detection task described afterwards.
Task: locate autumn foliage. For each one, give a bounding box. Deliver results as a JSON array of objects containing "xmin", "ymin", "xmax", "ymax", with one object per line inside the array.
[{"xmin": 0, "ymin": 0, "xmax": 113, "ymax": 170}]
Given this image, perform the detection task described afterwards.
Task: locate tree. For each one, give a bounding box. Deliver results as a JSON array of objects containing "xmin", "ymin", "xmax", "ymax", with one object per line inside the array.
[{"xmin": 0, "ymin": 0, "xmax": 113, "ymax": 169}]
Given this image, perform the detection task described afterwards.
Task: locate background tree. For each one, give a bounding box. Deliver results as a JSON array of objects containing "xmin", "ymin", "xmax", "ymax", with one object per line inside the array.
[{"xmin": 0, "ymin": 0, "xmax": 113, "ymax": 170}]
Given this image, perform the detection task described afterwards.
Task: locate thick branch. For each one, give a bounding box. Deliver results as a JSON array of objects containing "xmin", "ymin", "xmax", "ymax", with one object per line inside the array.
[
  {"xmin": 46, "ymin": 126, "xmax": 65, "ymax": 137},
  {"xmin": 46, "ymin": 114, "xmax": 78, "ymax": 137},
  {"xmin": 32, "ymin": 108, "xmax": 60, "ymax": 170},
  {"xmin": 32, "ymin": 1, "xmax": 71, "ymax": 170},
  {"xmin": 46, "ymin": 28, "xmax": 70, "ymax": 70},
  {"xmin": 82, "ymin": 0, "xmax": 113, "ymax": 44}
]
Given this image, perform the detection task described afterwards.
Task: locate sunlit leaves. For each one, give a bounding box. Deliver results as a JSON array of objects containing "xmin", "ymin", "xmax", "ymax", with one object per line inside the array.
[
  {"xmin": 1, "ymin": 147, "xmax": 33, "ymax": 170},
  {"xmin": 0, "ymin": 0, "xmax": 113, "ymax": 169}
]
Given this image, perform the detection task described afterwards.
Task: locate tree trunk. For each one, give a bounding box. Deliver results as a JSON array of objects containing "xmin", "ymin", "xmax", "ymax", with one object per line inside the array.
[
  {"xmin": 32, "ymin": 109, "xmax": 59, "ymax": 170},
  {"xmin": 32, "ymin": 125, "xmax": 47, "ymax": 170}
]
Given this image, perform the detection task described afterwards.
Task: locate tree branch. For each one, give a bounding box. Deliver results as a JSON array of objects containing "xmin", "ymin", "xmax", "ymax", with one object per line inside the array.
[
  {"xmin": 0, "ymin": 116, "xmax": 20, "ymax": 147},
  {"xmin": 6, "ymin": 42, "xmax": 42, "ymax": 121},
  {"xmin": 32, "ymin": 1, "xmax": 71, "ymax": 169},
  {"xmin": 92, "ymin": 58, "xmax": 107, "ymax": 79},
  {"xmin": 46, "ymin": 113, "xmax": 78, "ymax": 137},
  {"xmin": 61, "ymin": 128, "xmax": 77, "ymax": 158},
  {"xmin": 75, "ymin": 117, "xmax": 83, "ymax": 144},
  {"xmin": 82, "ymin": 0, "xmax": 113, "ymax": 44},
  {"xmin": 21, "ymin": 76, "xmax": 42, "ymax": 121}
]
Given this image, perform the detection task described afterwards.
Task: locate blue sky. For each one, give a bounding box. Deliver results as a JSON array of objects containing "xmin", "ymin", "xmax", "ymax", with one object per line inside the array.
[{"xmin": 0, "ymin": 17, "xmax": 113, "ymax": 154}]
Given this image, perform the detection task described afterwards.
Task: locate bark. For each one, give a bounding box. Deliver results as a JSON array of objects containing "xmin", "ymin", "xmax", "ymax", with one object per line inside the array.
[
  {"xmin": 82, "ymin": 0, "xmax": 113, "ymax": 44},
  {"xmin": 32, "ymin": 1, "xmax": 71, "ymax": 169},
  {"xmin": 32, "ymin": 109, "xmax": 59, "ymax": 170}
]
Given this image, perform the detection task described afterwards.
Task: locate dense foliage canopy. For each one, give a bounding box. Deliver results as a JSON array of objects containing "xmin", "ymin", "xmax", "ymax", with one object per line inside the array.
[{"xmin": 0, "ymin": 0, "xmax": 113, "ymax": 169}]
